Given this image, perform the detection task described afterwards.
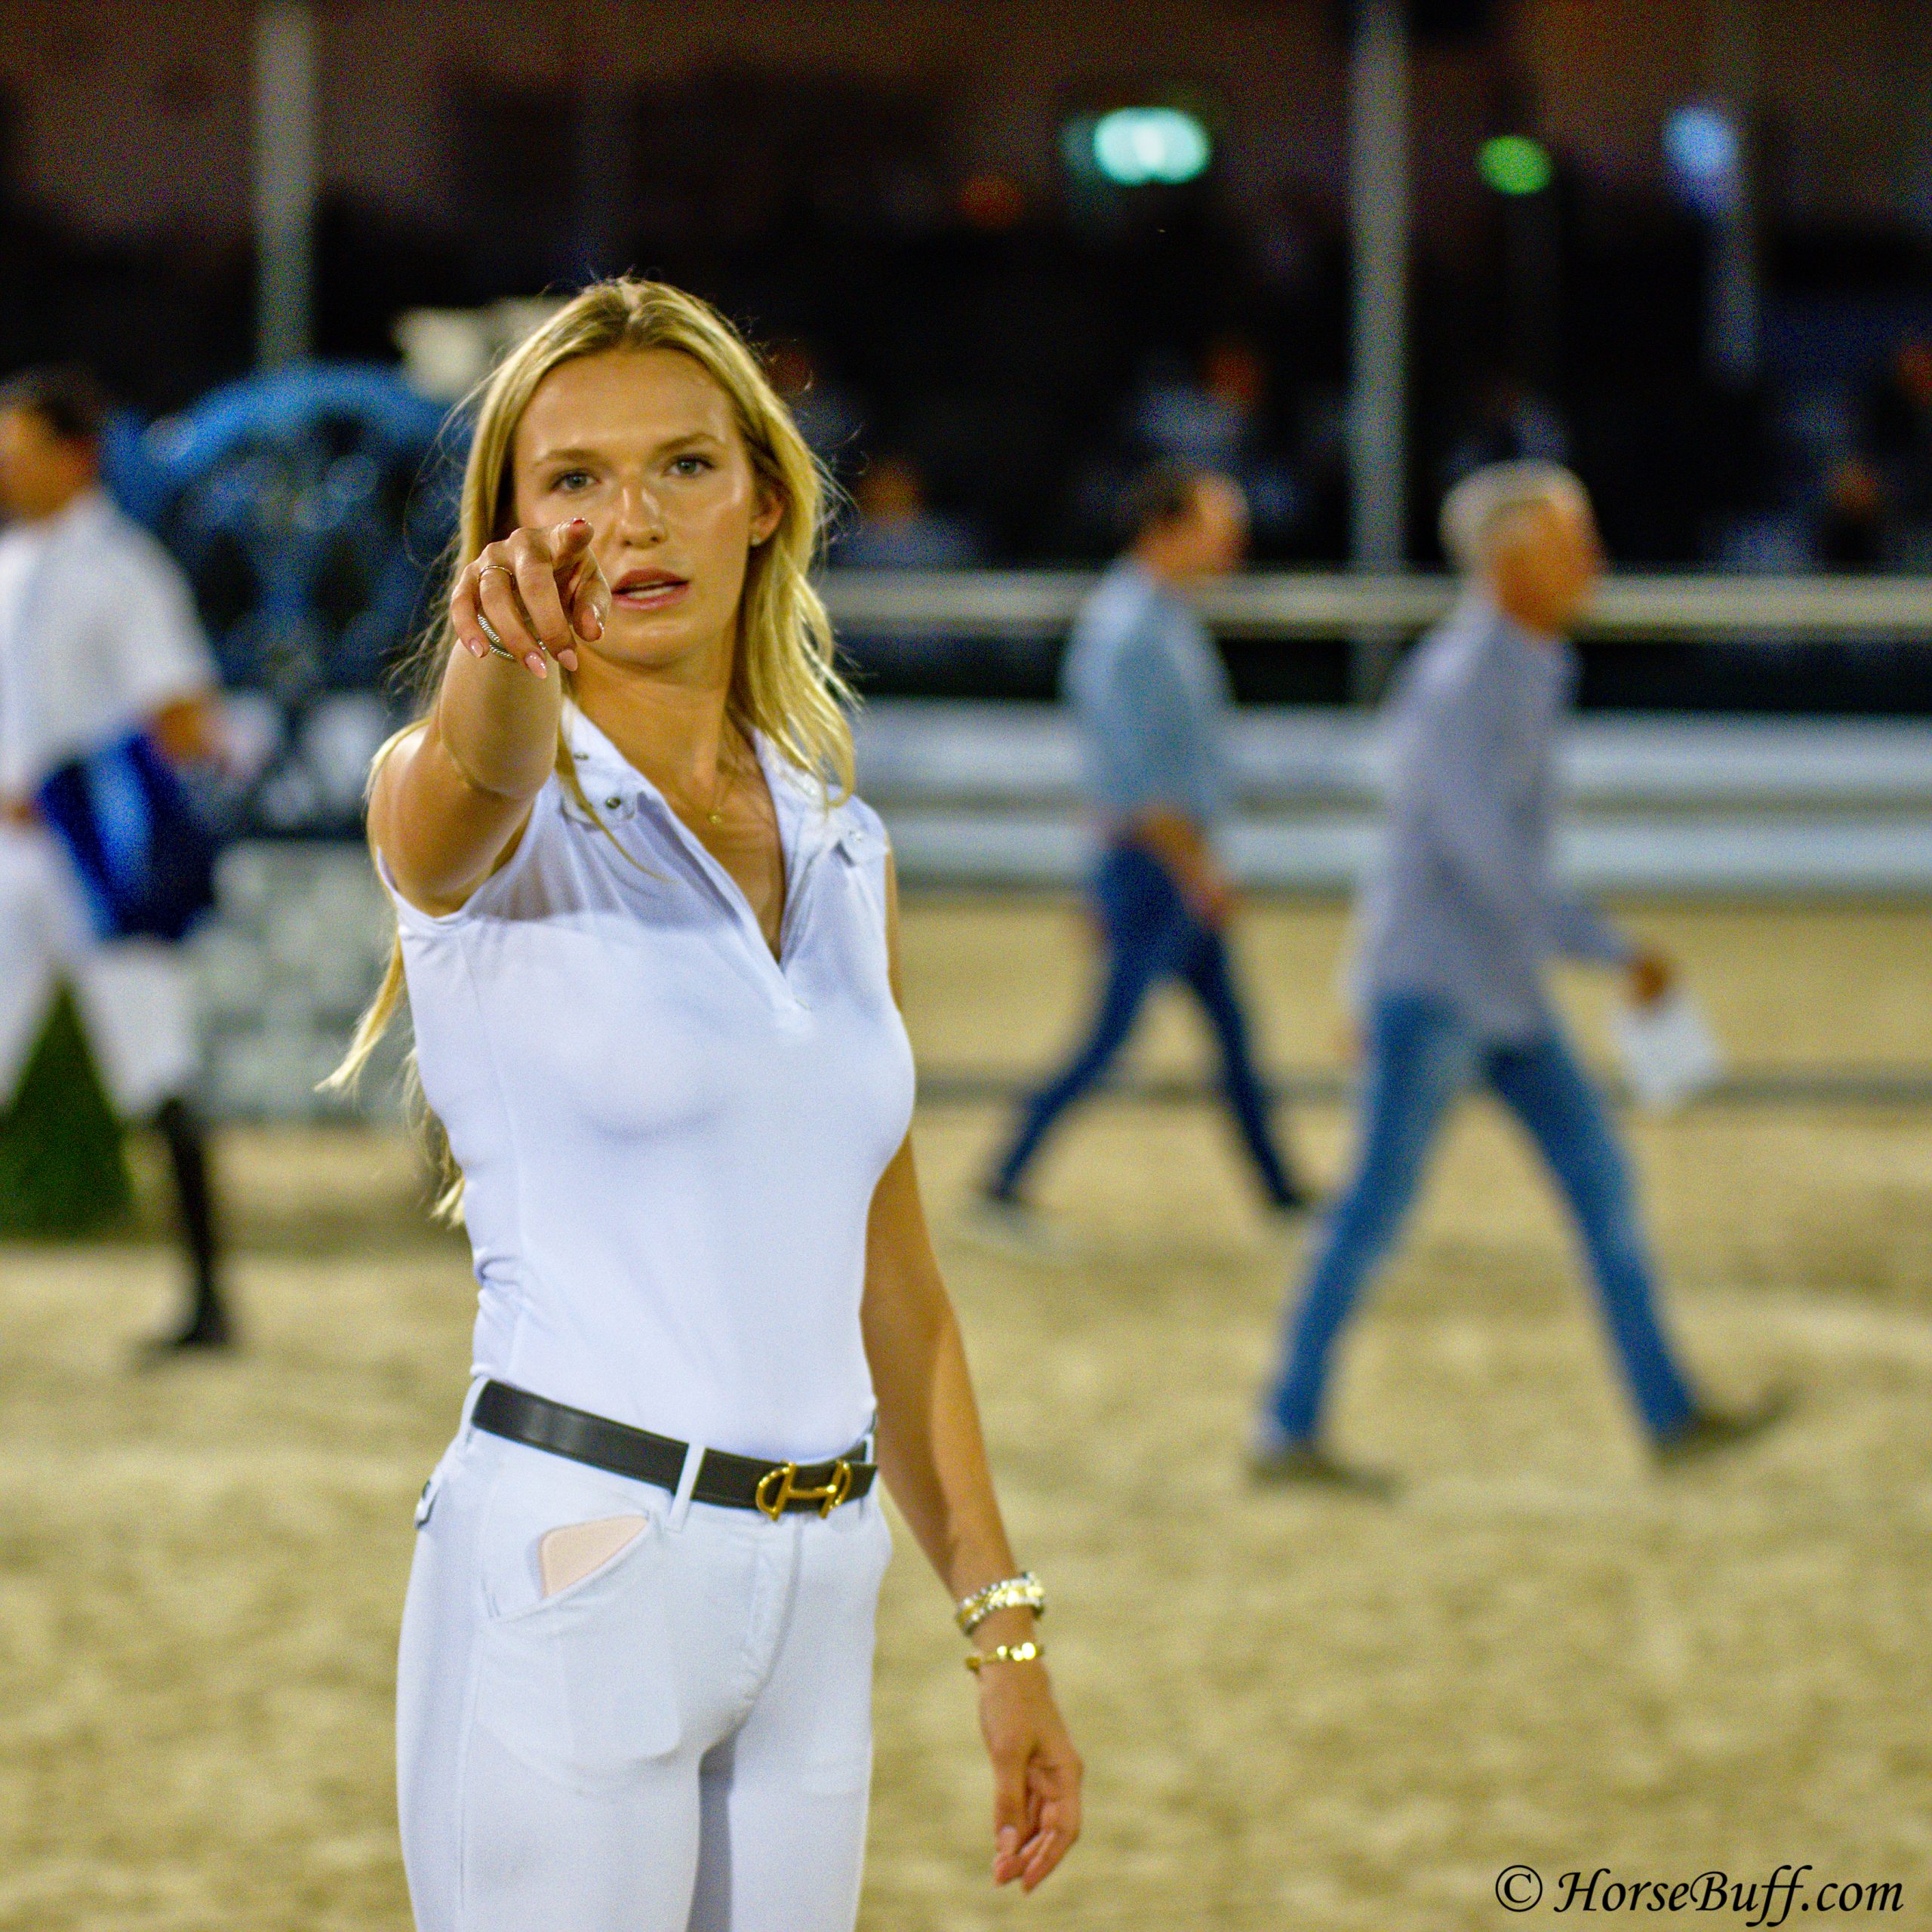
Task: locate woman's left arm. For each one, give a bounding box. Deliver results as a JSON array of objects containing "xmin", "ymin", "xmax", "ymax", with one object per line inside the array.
[{"xmin": 861, "ymin": 851, "xmax": 1083, "ymax": 1894}]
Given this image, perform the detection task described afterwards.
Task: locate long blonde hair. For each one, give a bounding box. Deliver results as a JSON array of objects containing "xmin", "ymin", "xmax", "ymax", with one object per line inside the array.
[{"xmin": 325, "ymin": 278, "xmax": 855, "ymax": 1216}]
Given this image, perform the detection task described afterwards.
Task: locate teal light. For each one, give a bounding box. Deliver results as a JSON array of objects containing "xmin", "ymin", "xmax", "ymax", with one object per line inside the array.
[
  {"xmin": 1479, "ymin": 134, "xmax": 1554, "ymax": 196},
  {"xmin": 1091, "ymin": 109, "xmax": 1213, "ymax": 186}
]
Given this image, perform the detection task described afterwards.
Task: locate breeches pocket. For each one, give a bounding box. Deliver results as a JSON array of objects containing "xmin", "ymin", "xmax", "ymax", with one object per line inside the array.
[
  {"xmin": 472, "ymin": 1451, "xmax": 682, "ymax": 1790},
  {"xmin": 793, "ymin": 1498, "xmax": 896, "ymax": 1798}
]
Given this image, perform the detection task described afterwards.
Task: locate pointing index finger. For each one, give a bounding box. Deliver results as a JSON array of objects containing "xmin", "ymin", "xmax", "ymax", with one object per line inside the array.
[
  {"xmin": 551, "ymin": 516, "xmax": 594, "ymax": 565},
  {"xmin": 565, "ymin": 537, "xmax": 610, "ymax": 644}
]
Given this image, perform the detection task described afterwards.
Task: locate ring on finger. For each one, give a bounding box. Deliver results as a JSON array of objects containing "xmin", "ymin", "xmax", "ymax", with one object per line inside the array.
[
  {"xmin": 476, "ymin": 562, "xmax": 534, "ymax": 660},
  {"xmin": 475, "ymin": 612, "xmax": 518, "ymax": 661}
]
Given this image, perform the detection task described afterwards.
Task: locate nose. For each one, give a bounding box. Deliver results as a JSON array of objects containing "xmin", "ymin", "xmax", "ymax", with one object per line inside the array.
[{"xmin": 614, "ymin": 478, "xmax": 668, "ymax": 543}]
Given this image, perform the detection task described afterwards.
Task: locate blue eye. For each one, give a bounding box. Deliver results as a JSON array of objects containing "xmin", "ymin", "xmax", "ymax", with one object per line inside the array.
[
  {"xmin": 670, "ymin": 454, "xmax": 713, "ymax": 477},
  {"xmin": 552, "ymin": 469, "xmax": 593, "ymax": 492}
]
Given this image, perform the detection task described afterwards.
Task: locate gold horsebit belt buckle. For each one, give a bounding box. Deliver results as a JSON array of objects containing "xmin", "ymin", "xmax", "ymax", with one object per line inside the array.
[{"xmin": 754, "ymin": 1458, "xmax": 854, "ymax": 1521}]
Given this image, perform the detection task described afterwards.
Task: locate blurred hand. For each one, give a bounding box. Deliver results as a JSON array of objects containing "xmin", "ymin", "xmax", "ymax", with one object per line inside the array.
[
  {"xmin": 150, "ymin": 694, "xmax": 231, "ymax": 771},
  {"xmin": 978, "ymin": 1654, "xmax": 1082, "ymax": 1892},
  {"xmin": 451, "ymin": 517, "xmax": 610, "ymax": 679},
  {"xmin": 1185, "ymin": 860, "xmax": 1238, "ymax": 930},
  {"xmin": 1628, "ymin": 949, "xmax": 1674, "ymax": 1008}
]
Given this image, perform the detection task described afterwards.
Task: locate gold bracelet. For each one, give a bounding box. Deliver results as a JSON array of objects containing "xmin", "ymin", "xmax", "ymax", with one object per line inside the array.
[
  {"xmin": 954, "ymin": 1571, "xmax": 1047, "ymax": 1635},
  {"xmin": 964, "ymin": 1641, "xmax": 1044, "ymax": 1674}
]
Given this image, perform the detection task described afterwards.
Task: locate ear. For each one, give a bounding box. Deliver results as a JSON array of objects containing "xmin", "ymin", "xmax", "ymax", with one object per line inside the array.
[{"xmin": 749, "ymin": 478, "xmax": 786, "ymax": 549}]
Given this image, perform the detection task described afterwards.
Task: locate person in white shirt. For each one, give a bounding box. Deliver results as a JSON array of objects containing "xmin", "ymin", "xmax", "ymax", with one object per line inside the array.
[
  {"xmin": 331, "ymin": 279, "xmax": 1081, "ymax": 1932},
  {"xmin": 0, "ymin": 366, "xmax": 229, "ymax": 1353}
]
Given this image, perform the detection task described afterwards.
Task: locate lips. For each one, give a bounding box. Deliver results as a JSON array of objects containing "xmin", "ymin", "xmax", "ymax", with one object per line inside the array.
[{"xmin": 611, "ymin": 568, "xmax": 691, "ymax": 609}]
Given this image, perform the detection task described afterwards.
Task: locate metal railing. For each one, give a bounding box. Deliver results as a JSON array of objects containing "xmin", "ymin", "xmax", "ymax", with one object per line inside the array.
[{"xmin": 819, "ymin": 570, "xmax": 1932, "ymax": 641}]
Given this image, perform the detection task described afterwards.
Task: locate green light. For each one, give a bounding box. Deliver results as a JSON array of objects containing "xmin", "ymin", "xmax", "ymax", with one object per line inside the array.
[
  {"xmin": 1479, "ymin": 135, "xmax": 1554, "ymax": 196},
  {"xmin": 1091, "ymin": 109, "xmax": 1212, "ymax": 186}
]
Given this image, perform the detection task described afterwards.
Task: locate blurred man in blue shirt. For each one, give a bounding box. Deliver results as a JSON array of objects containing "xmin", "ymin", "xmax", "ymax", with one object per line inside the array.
[
  {"xmin": 977, "ymin": 462, "xmax": 1307, "ymax": 1239},
  {"xmin": 1254, "ymin": 461, "xmax": 1782, "ymax": 1485}
]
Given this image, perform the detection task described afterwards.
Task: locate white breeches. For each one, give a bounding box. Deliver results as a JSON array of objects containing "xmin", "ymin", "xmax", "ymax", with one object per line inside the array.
[
  {"xmin": 0, "ymin": 824, "xmax": 197, "ymax": 1118},
  {"xmin": 397, "ymin": 1409, "xmax": 894, "ymax": 1932}
]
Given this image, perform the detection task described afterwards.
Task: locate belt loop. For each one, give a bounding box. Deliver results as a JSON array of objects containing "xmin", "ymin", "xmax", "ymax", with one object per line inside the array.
[
  {"xmin": 457, "ymin": 1374, "xmax": 491, "ymax": 1439},
  {"xmin": 666, "ymin": 1439, "xmax": 703, "ymax": 1531}
]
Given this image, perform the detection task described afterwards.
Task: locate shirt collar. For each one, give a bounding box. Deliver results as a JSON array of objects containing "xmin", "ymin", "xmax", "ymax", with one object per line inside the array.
[
  {"xmin": 38, "ymin": 486, "xmax": 113, "ymax": 540},
  {"xmin": 561, "ymin": 703, "xmax": 634, "ymax": 798},
  {"xmin": 3, "ymin": 485, "xmax": 109, "ymax": 547},
  {"xmin": 1114, "ymin": 553, "xmax": 1180, "ymax": 614},
  {"xmin": 1460, "ymin": 587, "xmax": 1561, "ymax": 649},
  {"xmin": 1460, "ymin": 589, "xmax": 1574, "ymax": 672},
  {"xmin": 562, "ymin": 703, "xmax": 845, "ymax": 859}
]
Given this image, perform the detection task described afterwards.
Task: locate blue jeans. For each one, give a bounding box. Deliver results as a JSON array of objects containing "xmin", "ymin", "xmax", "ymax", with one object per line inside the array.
[
  {"xmin": 989, "ymin": 843, "xmax": 1300, "ymax": 1207},
  {"xmin": 1266, "ymin": 992, "xmax": 1699, "ymax": 1444}
]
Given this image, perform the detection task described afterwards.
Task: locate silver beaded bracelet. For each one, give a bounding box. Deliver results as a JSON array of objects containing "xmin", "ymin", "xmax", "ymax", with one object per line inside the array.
[{"xmin": 954, "ymin": 1571, "xmax": 1047, "ymax": 1636}]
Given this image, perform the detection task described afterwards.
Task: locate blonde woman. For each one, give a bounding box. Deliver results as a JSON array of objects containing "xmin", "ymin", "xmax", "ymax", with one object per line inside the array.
[{"xmin": 339, "ymin": 280, "xmax": 1080, "ymax": 1930}]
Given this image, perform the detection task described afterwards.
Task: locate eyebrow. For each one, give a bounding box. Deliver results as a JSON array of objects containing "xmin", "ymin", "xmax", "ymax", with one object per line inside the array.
[{"xmin": 530, "ymin": 431, "xmax": 727, "ymax": 466}]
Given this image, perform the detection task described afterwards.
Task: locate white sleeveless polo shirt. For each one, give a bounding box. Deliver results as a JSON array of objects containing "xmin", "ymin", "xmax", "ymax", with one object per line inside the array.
[{"xmin": 386, "ymin": 709, "xmax": 916, "ymax": 1465}]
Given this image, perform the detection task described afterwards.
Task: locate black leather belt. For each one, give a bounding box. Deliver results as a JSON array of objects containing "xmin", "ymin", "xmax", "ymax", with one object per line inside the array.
[{"xmin": 471, "ymin": 1380, "xmax": 876, "ymax": 1519}]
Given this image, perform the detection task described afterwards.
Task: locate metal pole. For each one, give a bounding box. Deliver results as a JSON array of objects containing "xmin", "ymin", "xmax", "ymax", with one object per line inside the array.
[
  {"xmin": 575, "ymin": 75, "xmax": 635, "ymax": 281},
  {"xmin": 254, "ymin": 0, "xmax": 317, "ymax": 370},
  {"xmin": 1707, "ymin": 0, "xmax": 1759, "ymax": 383},
  {"xmin": 1347, "ymin": 0, "xmax": 1411, "ymax": 697},
  {"xmin": 1504, "ymin": 182, "xmax": 1561, "ymax": 391}
]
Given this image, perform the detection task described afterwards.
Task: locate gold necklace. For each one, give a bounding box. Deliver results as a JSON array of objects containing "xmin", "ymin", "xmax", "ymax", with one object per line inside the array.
[
  {"xmin": 705, "ymin": 745, "xmax": 736, "ymax": 826},
  {"xmin": 667, "ymin": 728, "xmax": 743, "ymax": 829}
]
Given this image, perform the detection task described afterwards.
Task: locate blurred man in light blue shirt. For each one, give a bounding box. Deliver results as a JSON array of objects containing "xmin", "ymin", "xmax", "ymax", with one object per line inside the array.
[
  {"xmin": 1063, "ymin": 541, "xmax": 1234, "ymax": 839},
  {"xmin": 1256, "ymin": 462, "xmax": 1783, "ymax": 1485},
  {"xmin": 978, "ymin": 463, "xmax": 1306, "ymax": 1236}
]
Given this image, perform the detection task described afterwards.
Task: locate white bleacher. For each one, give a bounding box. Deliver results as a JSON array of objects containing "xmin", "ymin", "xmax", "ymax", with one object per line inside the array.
[{"xmin": 854, "ymin": 701, "xmax": 1932, "ymax": 893}]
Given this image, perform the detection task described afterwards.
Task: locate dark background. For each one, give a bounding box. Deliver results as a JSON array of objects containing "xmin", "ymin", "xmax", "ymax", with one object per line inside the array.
[{"xmin": 6, "ymin": 0, "xmax": 1932, "ymax": 715}]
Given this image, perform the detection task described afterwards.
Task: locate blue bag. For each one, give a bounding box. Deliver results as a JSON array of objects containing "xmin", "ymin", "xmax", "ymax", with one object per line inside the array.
[{"xmin": 35, "ymin": 732, "xmax": 219, "ymax": 942}]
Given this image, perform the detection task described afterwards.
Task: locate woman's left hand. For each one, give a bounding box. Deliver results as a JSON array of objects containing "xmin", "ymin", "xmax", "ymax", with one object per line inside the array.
[
  {"xmin": 1628, "ymin": 947, "xmax": 1675, "ymax": 1008},
  {"xmin": 979, "ymin": 1657, "xmax": 1083, "ymax": 1890}
]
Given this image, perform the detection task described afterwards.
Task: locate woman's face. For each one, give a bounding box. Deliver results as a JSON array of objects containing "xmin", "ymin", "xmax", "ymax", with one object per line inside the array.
[{"xmin": 509, "ymin": 347, "xmax": 782, "ymax": 680}]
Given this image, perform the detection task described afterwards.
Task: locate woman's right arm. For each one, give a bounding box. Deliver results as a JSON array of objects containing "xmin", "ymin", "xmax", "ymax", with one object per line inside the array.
[{"xmin": 371, "ymin": 518, "xmax": 608, "ymax": 915}]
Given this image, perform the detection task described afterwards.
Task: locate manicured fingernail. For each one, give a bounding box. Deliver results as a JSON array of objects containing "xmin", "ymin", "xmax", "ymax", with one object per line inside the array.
[{"xmin": 525, "ymin": 654, "xmax": 546, "ymax": 676}]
